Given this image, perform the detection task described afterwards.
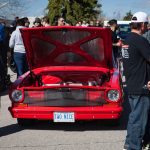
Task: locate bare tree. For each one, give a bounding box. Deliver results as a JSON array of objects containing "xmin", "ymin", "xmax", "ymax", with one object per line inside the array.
[
  {"xmin": 0, "ymin": 0, "xmax": 27, "ymax": 19},
  {"xmin": 112, "ymin": 10, "xmax": 122, "ymax": 20}
]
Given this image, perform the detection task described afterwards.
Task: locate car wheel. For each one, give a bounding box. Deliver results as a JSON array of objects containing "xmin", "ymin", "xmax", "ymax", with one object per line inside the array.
[{"xmin": 17, "ymin": 118, "xmax": 35, "ymax": 126}]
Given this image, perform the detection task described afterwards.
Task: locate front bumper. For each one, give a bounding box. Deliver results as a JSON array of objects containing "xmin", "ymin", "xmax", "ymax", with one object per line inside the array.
[{"xmin": 9, "ymin": 105, "xmax": 123, "ymax": 120}]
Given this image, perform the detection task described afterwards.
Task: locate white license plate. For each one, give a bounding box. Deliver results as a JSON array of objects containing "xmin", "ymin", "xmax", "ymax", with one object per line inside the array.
[{"xmin": 53, "ymin": 112, "xmax": 75, "ymax": 122}]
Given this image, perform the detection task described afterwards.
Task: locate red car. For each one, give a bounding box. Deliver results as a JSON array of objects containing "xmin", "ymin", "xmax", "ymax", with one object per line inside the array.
[{"xmin": 8, "ymin": 26, "xmax": 123, "ymax": 125}]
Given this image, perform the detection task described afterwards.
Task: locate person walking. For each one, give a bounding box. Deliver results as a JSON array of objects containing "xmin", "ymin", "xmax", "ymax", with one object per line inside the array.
[
  {"xmin": 0, "ymin": 21, "xmax": 6, "ymax": 91},
  {"xmin": 76, "ymin": 21, "xmax": 82, "ymax": 26},
  {"xmin": 33, "ymin": 17, "xmax": 42, "ymax": 27},
  {"xmin": 142, "ymin": 25, "xmax": 150, "ymax": 150},
  {"xmin": 41, "ymin": 16, "xmax": 50, "ymax": 27},
  {"xmin": 95, "ymin": 20, "xmax": 103, "ymax": 27},
  {"xmin": 9, "ymin": 18, "xmax": 28, "ymax": 78},
  {"xmin": 89, "ymin": 20, "xmax": 94, "ymax": 27},
  {"xmin": 11, "ymin": 16, "xmax": 19, "ymax": 28},
  {"xmin": 23, "ymin": 17, "xmax": 30, "ymax": 28},
  {"xmin": 122, "ymin": 12, "xmax": 150, "ymax": 150},
  {"xmin": 57, "ymin": 17, "xmax": 65, "ymax": 26},
  {"xmin": 108, "ymin": 19, "xmax": 122, "ymax": 62}
]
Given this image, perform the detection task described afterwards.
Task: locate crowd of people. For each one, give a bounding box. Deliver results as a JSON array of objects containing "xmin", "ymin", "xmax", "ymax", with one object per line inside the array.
[
  {"xmin": 0, "ymin": 13, "xmax": 150, "ymax": 150},
  {"xmin": 0, "ymin": 15, "xmax": 111, "ymax": 87}
]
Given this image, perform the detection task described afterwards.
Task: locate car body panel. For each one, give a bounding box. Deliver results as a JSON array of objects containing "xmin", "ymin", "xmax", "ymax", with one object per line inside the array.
[
  {"xmin": 9, "ymin": 105, "xmax": 122, "ymax": 120},
  {"xmin": 20, "ymin": 26, "xmax": 113, "ymax": 70}
]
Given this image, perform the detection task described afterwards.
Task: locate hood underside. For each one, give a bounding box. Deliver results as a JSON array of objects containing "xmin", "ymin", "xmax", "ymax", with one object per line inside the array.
[{"xmin": 20, "ymin": 26, "xmax": 113, "ymax": 70}]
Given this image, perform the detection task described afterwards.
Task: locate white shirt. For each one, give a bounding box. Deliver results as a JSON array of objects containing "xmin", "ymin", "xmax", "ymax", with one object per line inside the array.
[{"xmin": 9, "ymin": 26, "xmax": 26, "ymax": 53}]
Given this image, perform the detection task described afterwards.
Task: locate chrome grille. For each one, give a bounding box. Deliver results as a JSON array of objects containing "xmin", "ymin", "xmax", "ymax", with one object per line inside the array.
[{"xmin": 24, "ymin": 89, "xmax": 107, "ymax": 106}]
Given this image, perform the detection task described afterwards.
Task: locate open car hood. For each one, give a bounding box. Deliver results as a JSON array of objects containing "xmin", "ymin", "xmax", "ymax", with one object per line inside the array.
[{"xmin": 20, "ymin": 26, "xmax": 113, "ymax": 70}]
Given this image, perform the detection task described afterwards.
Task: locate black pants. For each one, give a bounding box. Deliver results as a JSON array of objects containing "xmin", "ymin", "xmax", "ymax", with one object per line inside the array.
[{"xmin": 0, "ymin": 42, "xmax": 8, "ymax": 90}]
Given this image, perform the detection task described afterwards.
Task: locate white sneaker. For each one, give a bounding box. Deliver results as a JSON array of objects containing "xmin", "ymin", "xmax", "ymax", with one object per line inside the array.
[{"xmin": 143, "ymin": 143, "xmax": 150, "ymax": 150}]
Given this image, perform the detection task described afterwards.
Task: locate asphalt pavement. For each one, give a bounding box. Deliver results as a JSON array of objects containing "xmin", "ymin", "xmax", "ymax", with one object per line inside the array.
[{"xmin": 0, "ymin": 69, "xmax": 130, "ymax": 150}]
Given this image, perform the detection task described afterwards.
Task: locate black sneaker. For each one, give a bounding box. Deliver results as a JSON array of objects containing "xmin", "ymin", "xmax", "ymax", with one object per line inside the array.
[{"xmin": 123, "ymin": 144, "xmax": 129, "ymax": 150}]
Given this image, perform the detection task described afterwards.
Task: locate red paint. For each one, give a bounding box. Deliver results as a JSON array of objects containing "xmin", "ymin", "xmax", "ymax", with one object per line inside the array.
[{"xmin": 9, "ymin": 27, "xmax": 123, "ymax": 122}]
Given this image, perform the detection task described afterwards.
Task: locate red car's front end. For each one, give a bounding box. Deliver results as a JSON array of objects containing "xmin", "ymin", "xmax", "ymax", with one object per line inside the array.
[{"xmin": 8, "ymin": 26, "xmax": 123, "ymax": 124}]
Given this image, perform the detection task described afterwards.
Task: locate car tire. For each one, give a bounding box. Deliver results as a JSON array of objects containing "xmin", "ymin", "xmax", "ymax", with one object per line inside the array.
[{"xmin": 17, "ymin": 118, "xmax": 35, "ymax": 126}]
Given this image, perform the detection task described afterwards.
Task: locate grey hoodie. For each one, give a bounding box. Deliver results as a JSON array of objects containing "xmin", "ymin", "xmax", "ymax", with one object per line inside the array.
[
  {"xmin": 9, "ymin": 26, "xmax": 25, "ymax": 53},
  {"xmin": 143, "ymin": 30, "xmax": 150, "ymax": 43}
]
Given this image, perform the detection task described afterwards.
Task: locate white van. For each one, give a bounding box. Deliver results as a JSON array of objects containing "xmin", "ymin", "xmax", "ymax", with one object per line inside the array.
[{"xmin": 104, "ymin": 20, "xmax": 131, "ymax": 27}]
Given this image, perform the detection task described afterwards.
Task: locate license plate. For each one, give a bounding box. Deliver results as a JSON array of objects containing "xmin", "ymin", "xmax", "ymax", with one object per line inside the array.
[{"xmin": 53, "ymin": 112, "xmax": 75, "ymax": 122}]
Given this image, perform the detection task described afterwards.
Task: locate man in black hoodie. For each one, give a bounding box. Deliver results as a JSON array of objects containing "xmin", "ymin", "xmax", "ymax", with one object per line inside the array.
[{"xmin": 122, "ymin": 12, "xmax": 150, "ymax": 150}]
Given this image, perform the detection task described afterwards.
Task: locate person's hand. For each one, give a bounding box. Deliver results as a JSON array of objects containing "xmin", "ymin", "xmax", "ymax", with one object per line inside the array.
[
  {"xmin": 147, "ymin": 81, "xmax": 150, "ymax": 90},
  {"xmin": 116, "ymin": 40, "xmax": 123, "ymax": 47}
]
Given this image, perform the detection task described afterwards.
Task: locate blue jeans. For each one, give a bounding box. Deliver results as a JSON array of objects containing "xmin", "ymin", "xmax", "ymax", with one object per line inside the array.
[
  {"xmin": 14, "ymin": 52, "xmax": 28, "ymax": 77},
  {"xmin": 124, "ymin": 95, "xmax": 150, "ymax": 150}
]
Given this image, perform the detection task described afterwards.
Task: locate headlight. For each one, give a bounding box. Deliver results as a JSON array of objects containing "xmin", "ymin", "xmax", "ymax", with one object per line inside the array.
[
  {"xmin": 107, "ymin": 90, "xmax": 120, "ymax": 102},
  {"xmin": 11, "ymin": 90, "xmax": 23, "ymax": 102}
]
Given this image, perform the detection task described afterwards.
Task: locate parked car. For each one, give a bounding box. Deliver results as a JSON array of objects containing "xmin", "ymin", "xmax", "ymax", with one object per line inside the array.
[
  {"xmin": 8, "ymin": 26, "xmax": 123, "ymax": 126},
  {"xmin": 104, "ymin": 20, "xmax": 131, "ymax": 40},
  {"xmin": 118, "ymin": 23, "xmax": 131, "ymax": 40}
]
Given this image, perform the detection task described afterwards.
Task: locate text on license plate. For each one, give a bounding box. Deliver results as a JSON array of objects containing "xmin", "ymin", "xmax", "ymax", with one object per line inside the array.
[{"xmin": 53, "ymin": 112, "xmax": 75, "ymax": 122}]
